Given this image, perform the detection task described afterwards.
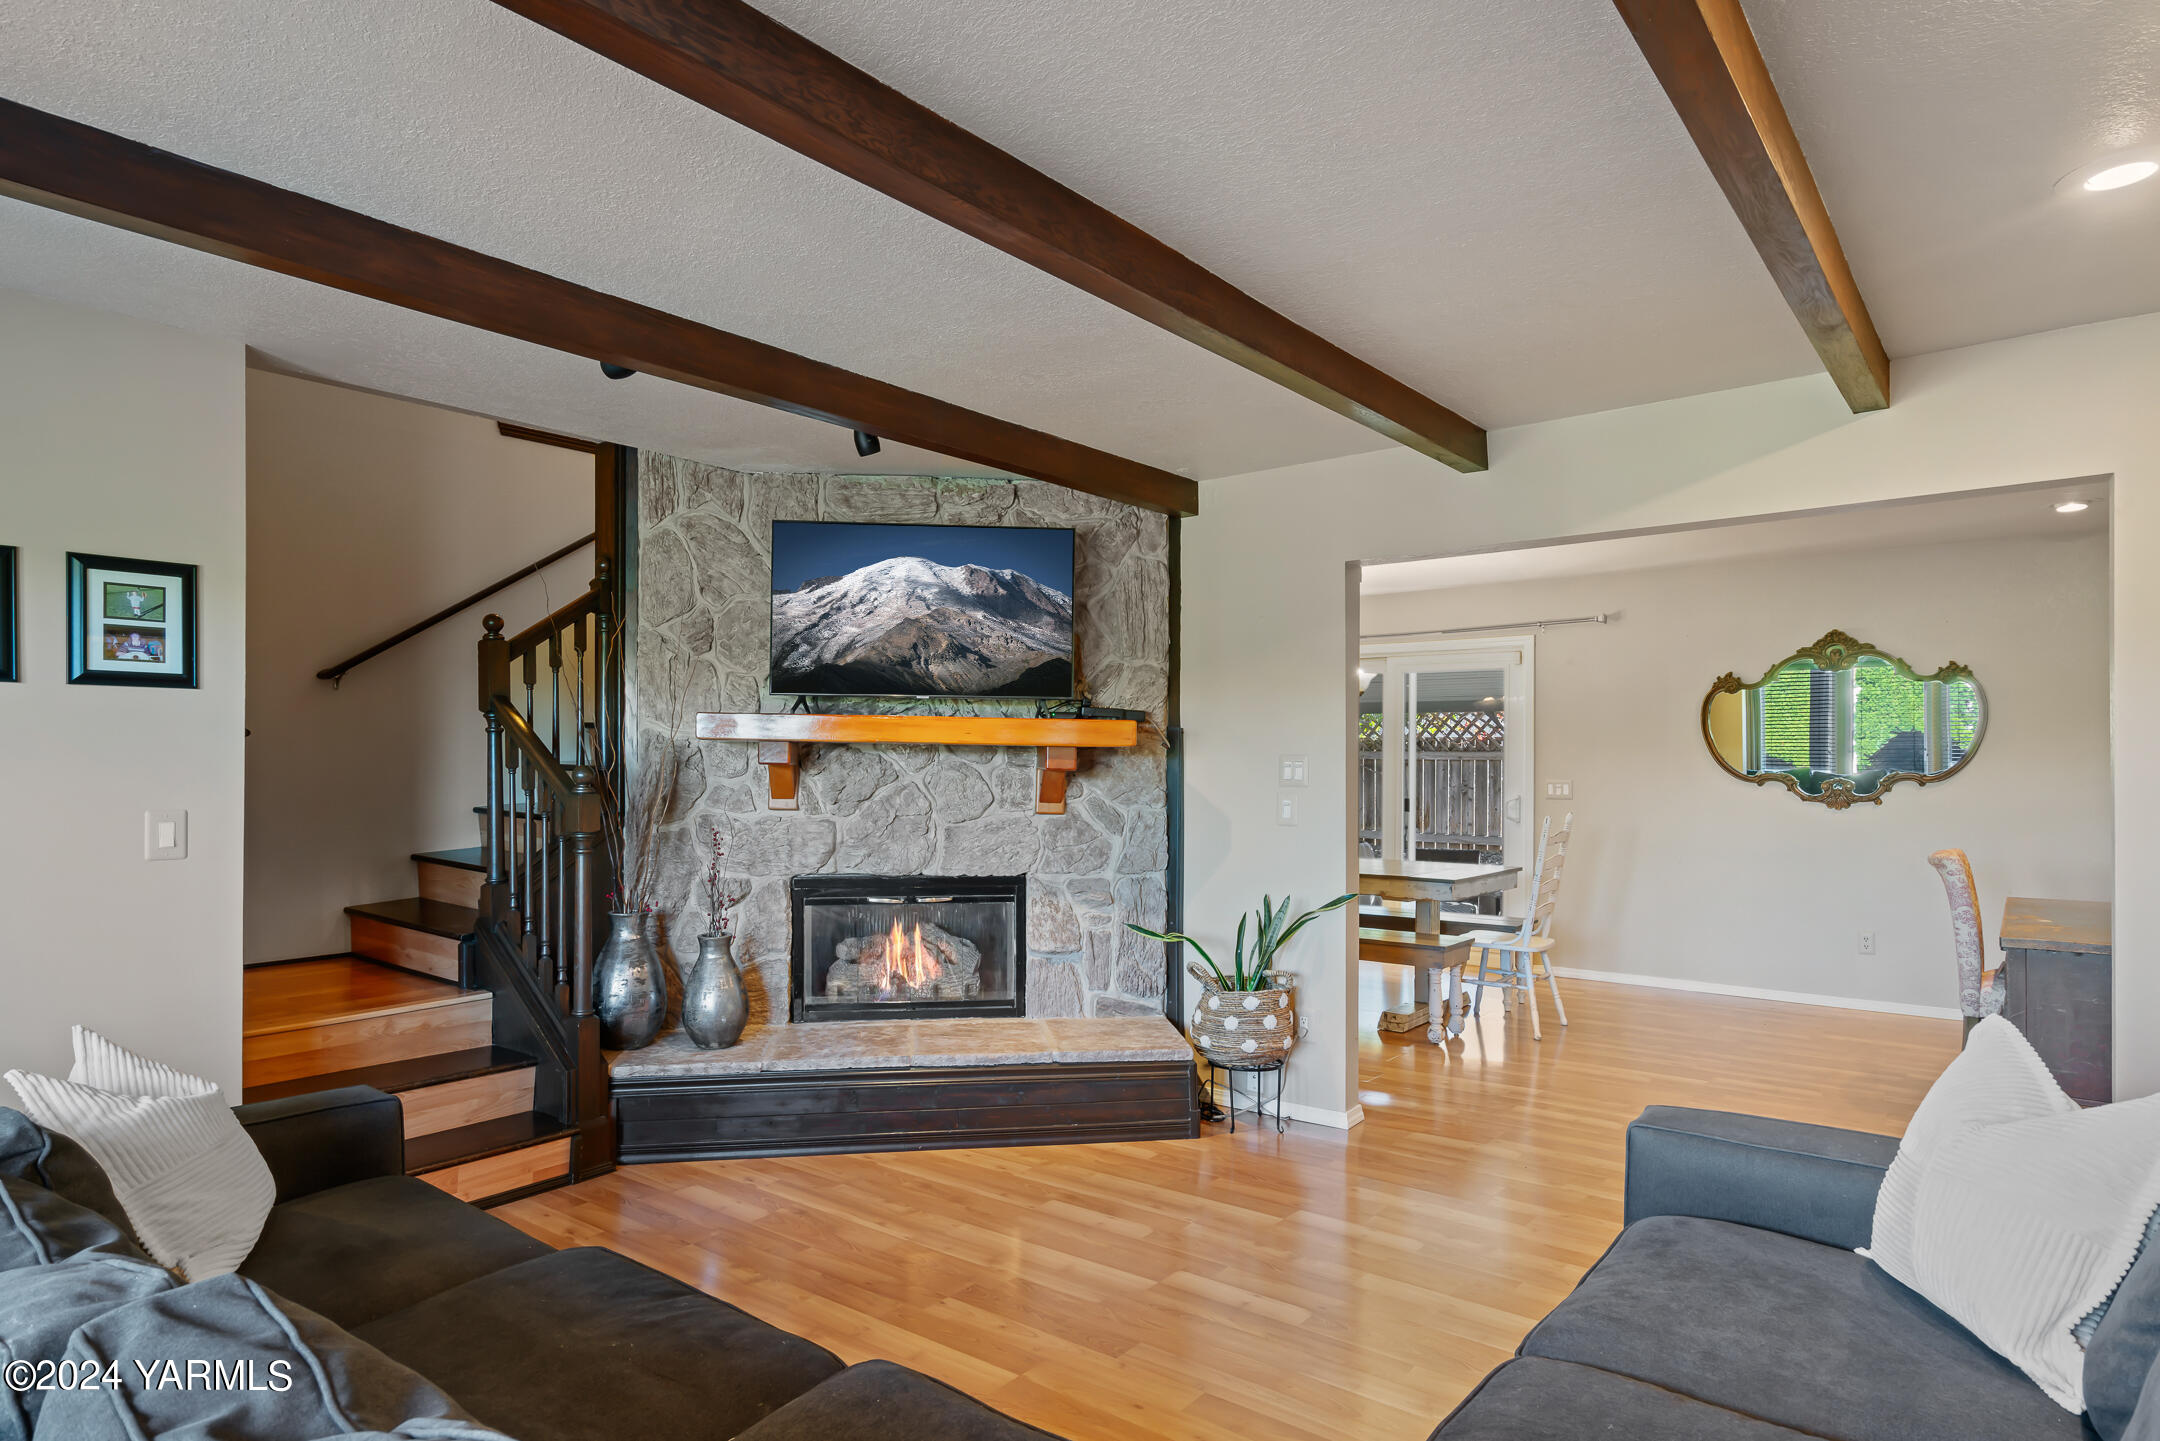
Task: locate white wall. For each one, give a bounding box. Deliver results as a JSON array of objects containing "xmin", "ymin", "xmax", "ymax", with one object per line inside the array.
[
  {"xmin": 1183, "ymin": 310, "xmax": 2160, "ymax": 1125},
  {"xmin": 1360, "ymin": 531, "xmax": 2112, "ymax": 1014},
  {"xmin": 245, "ymin": 372, "xmax": 591, "ymax": 963},
  {"xmin": 0, "ymin": 289, "xmax": 247, "ymax": 1095}
]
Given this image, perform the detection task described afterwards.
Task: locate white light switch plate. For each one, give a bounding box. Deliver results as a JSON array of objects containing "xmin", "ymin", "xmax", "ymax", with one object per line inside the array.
[
  {"xmin": 1546, "ymin": 781, "xmax": 1573, "ymax": 798},
  {"xmin": 145, "ymin": 809, "xmax": 188, "ymax": 861},
  {"xmin": 1275, "ymin": 793, "xmax": 1299, "ymax": 826},
  {"xmin": 1278, "ymin": 754, "xmax": 1308, "ymax": 786}
]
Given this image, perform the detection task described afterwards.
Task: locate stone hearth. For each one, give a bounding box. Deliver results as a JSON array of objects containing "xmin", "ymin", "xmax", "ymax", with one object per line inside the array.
[
  {"xmin": 608, "ymin": 1015, "xmax": 1200, "ymax": 1160},
  {"xmin": 612, "ymin": 1015, "xmax": 1190, "ymax": 1078}
]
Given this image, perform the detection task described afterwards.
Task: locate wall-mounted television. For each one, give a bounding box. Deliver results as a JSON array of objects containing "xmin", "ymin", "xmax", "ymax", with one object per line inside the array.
[{"xmin": 769, "ymin": 520, "xmax": 1076, "ymax": 699}]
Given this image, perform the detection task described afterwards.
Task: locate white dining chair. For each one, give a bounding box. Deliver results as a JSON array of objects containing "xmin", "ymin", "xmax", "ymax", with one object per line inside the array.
[{"xmin": 1464, "ymin": 812, "xmax": 1573, "ymax": 1041}]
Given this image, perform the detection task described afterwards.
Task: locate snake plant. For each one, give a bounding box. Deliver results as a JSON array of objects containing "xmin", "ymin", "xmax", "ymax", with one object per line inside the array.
[{"xmin": 1127, "ymin": 892, "xmax": 1355, "ymax": 992}]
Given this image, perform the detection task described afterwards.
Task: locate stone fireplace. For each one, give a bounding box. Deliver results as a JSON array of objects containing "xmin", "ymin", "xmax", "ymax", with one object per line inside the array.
[
  {"xmin": 790, "ymin": 874, "xmax": 1026, "ymax": 1022},
  {"xmin": 634, "ymin": 460, "xmax": 1173, "ymax": 1027}
]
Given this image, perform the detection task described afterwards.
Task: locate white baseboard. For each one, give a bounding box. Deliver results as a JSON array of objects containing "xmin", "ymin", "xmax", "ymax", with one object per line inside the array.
[
  {"xmin": 1550, "ymin": 967, "xmax": 1959, "ymax": 1021},
  {"xmin": 1206, "ymin": 1077, "xmax": 1365, "ymax": 1130}
]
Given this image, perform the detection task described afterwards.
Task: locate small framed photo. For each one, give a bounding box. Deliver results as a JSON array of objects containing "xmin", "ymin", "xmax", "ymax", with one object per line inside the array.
[
  {"xmin": 67, "ymin": 552, "xmax": 197, "ymax": 688},
  {"xmin": 0, "ymin": 546, "xmax": 17, "ymax": 683}
]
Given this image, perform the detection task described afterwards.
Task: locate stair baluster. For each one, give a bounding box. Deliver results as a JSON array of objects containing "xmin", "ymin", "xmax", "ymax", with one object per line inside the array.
[
  {"xmin": 500, "ymin": 754, "xmax": 521, "ymax": 920},
  {"xmin": 595, "ymin": 558, "xmax": 615, "ymax": 797},
  {"xmin": 521, "ymin": 649, "xmax": 537, "ymax": 774},
  {"xmin": 551, "ymin": 800, "xmax": 570, "ymax": 1003},
  {"xmin": 520, "ymin": 752, "xmax": 537, "ymax": 949},
  {"xmin": 572, "ymin": 614, "xmax": 589, "ymax": 768},
  {"xmin": 481, "ymin": 617, "xmax": 507, "ymax": 890},
  {"xmin": 547, "ymin": 625, "xmax": 563, "ymax": 757},
  {"xmin": 536, "ymin": 788, "xmax": 554, "ymax": 987}
]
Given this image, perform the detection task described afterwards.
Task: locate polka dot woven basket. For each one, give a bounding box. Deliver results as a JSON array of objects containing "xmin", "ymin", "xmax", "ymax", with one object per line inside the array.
[{"xmin": 1186, "ymin": 963, "xmax": 1296, "ymax": 1064}]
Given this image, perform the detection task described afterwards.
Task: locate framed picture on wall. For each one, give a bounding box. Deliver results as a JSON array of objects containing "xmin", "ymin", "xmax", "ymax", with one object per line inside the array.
[
  {"xmin": 66, "ymin": 552, "xmax": 198, "ymax": 688},
  {"xmin": 0, "ymin": 546, "xmax": 16, "ymax": 682}
]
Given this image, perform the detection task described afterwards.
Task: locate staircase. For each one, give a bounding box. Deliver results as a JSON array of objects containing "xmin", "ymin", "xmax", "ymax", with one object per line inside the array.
[{"xmin": 242, "ymin": 848, "xmax": 578, "ymax": 1205}]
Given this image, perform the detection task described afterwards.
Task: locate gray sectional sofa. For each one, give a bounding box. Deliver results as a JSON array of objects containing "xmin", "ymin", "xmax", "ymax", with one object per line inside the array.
[
  {"xmin": 5, "ymin": 1087, "xmax": 1066, "ymax": 1441},
  {"xmin": 12, "ymin": 1092, "xmax": 2158, "ymax": 1439},
  {"xmin": 231, "ymin": 1087, "xmax": 1067, "ymax": 1441},
  {"xmin": 1428, "ymin": 1107, "xmax": 2160, "ymax": 1441}
]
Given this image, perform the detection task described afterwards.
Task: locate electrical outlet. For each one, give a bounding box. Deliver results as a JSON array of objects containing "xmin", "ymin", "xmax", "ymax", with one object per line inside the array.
[
  {"xmin": 1278, "ymin": 754, "xmax": 1308, "ymax": 787},
  {"xmin": 1546, "ymin": 780, "xmax": 1572, "ymax": 798},
  {"xmin": 145, "ymin": 809, "xmax": 187, "ymax": 861},
  {"xmin": 1276, "ymin": 793, "xmax": 1299, "ymax": 827},
  {"xmin": 1858, "ymin": 932, "xmax": 1877, "ymax": 956}
]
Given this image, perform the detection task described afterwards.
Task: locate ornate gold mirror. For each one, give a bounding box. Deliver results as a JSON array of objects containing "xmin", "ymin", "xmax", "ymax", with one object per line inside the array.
[{"xmin": 1702, "ymin": 631, "xmax": 1985, "ymax": 808}]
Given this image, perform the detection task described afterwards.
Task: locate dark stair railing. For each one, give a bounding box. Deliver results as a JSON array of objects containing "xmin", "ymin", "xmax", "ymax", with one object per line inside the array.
[
  {"xmin": 316, "ymin": 533, "xmax": 595, "ymax": 687},
  {"xmin": 466, "ymin": 439, "xmax": 631, "ymax": 1182},
  {"xmin": 475, "ymin": 561, "xmax": 621, "ymax": 1180}
]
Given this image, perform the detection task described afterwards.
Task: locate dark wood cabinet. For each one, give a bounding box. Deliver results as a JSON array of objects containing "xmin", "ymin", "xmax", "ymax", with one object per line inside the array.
[{"xmin": 1998, "ymin": 897, "xmax": 2112, "ymax": 1105}]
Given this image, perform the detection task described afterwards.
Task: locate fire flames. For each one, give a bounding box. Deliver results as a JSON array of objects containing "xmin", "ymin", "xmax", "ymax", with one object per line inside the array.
[{"xmin": 877, "ymin": 918, "xmax": 938, "ymax": 998}]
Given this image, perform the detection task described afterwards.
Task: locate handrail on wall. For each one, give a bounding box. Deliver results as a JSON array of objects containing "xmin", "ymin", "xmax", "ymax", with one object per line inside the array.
[{"xmin": 316, "ymin": 533, "xmax": 595, "ymax": 686}]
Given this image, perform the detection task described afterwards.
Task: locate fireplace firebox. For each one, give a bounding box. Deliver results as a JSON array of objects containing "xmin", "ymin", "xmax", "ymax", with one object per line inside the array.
[{"xmin": 789, "ymin": 875, "xmax": 1027, "ymax": 1022}]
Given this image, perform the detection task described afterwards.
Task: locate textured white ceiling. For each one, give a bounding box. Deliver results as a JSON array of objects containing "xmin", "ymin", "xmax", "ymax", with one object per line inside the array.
[
  {"xmin": 0, "ymin": 1, "xmax": 2152, "ymax": 482},
  {"xmin": 1748, "ymin": 0, "xmax": 2160, "ymax": 357},
  {"xmin": 1360, "ymin": 483, "xmax": 2111, "ymax": 596}
]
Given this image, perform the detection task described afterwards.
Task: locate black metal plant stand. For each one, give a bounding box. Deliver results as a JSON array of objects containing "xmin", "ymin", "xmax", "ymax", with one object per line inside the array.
[{"xmin": 1205, "ymin": 1057, "xmax": 1286, "ymax": 1134}]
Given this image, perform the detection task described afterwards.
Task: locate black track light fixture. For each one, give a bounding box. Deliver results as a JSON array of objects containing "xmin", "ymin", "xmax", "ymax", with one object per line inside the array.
[
  {"xmin": 599, "ymin": 362, "xmax": 635, "ymax": 380},
  {"xmin": 853, "ymin": 430, "xmax": 881, "ymax": 457}
]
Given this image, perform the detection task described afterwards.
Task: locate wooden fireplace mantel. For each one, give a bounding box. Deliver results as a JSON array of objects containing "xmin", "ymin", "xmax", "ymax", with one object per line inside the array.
[{"xmin": 693, "ymin": 713, "xmax": 1141, "ymax": 815}]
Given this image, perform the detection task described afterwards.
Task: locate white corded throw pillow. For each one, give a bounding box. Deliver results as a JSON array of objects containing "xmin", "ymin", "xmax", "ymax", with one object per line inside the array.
[
  {"xmin": 3, "ymin": 1027, "xmax": 274, "ymax": 1281},
  {"xmin": 1862, "ymin": 1016, "xmax": 2160, "ymax": 1413}
]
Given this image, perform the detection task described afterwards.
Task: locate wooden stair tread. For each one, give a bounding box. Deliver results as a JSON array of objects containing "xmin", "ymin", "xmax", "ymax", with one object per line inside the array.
[
  {"xmin": 407, "ymin": 1112, "xmax": 576, "ymax": 1173},
  {"xmin": 345, "ymin": 897, "xmax": 480, "ymax": 940},
  {"xmin": 239, "ymin": 1046, "xmax": 534, "ymax": 1105},
  {"xmin": 412, "ymin": 848, "xmax": 485, "ymax": 873},
  {"xmin": 243, "ymin": 957, "xmax": 480, "ymax": 1038}
]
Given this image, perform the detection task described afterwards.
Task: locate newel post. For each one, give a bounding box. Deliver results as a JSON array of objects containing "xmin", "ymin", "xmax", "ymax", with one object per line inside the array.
[
  {"xmin": 563, "ymin": 764, "xmax": 605, "ymax": 1018},
  {"xmin": 479, "ymin": 614, "xmax": 509, "ymax": 887},
  {"xmin": 565, "ymin": 757, "xmax": 617, "ymax": 1178}
]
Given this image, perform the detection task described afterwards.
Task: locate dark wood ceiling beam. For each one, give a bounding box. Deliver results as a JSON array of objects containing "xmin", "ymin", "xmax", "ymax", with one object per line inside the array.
[
  {"xmin": 1614, "ymin": 0, "xmax": 1889, "ymax": 411},
  {"xmin": 489, "ymin": 0, "xmax": 1489, "ymax": 471},
  {"xmin": 0, "ymin": 97, "xmax": 1197, "ymax": 515}
]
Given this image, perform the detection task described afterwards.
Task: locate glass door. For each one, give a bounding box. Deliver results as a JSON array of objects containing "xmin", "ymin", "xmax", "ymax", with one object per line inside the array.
[{"xmin": 1362, "ymin": 642, "xmax": 1534, "ymax": 906}]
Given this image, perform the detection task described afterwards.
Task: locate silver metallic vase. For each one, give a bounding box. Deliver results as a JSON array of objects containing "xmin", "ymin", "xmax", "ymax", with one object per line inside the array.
[
  {"xmin": 680, "ymin": 932, "xmax": 749, "ymax": 1050},
  {"xmin": 594, "ymin": 910, "xmax": 666, "ymax": 1050}
]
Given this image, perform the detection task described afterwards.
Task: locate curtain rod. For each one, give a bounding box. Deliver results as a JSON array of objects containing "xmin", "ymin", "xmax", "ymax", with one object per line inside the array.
[{"xmin": 1360, "ymin": 613, "xmax": 1608, "ymax": 641}]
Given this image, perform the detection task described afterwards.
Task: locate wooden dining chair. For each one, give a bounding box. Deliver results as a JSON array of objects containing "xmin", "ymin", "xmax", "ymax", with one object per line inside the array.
[
  {"xmin": 1927, "ymin": 848, "xmax": 2005, "ymax": 1040},
  {"xmin": 1463, "ymin": 813, "xmax": 1573, "ymax": 1041}
]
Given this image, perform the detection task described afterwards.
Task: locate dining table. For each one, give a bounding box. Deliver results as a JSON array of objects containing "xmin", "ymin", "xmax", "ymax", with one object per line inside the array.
[{"xmin": 1358, "ymin": 859, "xmax": 1522, "ymax": 1036}]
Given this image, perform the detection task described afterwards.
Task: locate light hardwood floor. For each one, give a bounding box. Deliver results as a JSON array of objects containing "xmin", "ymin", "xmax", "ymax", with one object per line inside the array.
[{"xmin": 499, "ymin": 970, "xmax": 1959, "ymax": 1441}]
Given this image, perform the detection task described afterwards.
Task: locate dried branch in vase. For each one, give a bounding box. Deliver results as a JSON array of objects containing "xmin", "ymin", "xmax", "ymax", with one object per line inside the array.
[
  {"xmin": 607, "ymin": 654, "xmax": 684, "ymax": 915},
  {"xmin": 699, "ymin": 823, "xmax": 734, "ymax": 938}
]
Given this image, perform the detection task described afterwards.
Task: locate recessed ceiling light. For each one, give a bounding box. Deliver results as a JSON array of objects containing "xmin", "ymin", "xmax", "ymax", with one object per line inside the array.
[
  {"xmin": 2055, "ymin": 501, "xmax": 2090, "ymax": 514},
  {"xmin": 2083, "ymin": 160, "xmax": 2158, "ymax": 192}
]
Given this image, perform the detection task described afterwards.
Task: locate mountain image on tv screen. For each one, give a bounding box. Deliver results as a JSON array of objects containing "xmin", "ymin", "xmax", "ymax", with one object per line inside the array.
[{"xmin": 769, "ymin": 520, "xmax": 1076, "ymax": 698}]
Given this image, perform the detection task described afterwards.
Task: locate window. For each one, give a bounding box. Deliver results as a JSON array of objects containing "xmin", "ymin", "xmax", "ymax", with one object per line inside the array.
[{"xmin": 1745, "ymin": 657, "xmax": 1978, "ymax": 782}]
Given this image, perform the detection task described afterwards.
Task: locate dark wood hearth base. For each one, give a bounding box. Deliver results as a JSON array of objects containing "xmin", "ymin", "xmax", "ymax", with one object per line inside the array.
[{"xmin": 614, "ymin": 1058, "xmax": 1199, "ymax": 1161}]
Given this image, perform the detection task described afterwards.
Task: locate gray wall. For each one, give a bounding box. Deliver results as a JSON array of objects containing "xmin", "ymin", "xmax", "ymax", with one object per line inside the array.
[
  {"xmin": 1361, "ymin": 529, "xmax": 2112, "ymax": 1014},
  {"xmin": 633, "ymin": 458, "xmax": 1171, "ymax": 1026},
  {"xmin": 245, "ymin": 372, "xmax": 593, "ymax": 963},
  {"xmin": 0, "ymin": 288, "xmax": 247, "ymax": 1095}
]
